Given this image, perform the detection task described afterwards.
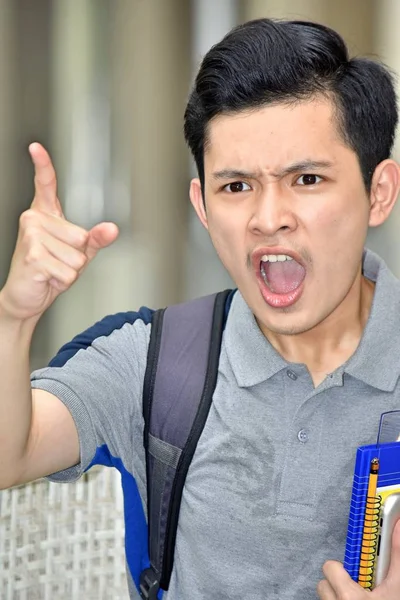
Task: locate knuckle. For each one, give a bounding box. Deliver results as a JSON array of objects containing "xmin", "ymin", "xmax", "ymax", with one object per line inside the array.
[
  {"xmin": 77, "ymin": 253, "xmax": 88, "ymax": 270},
  {"xmin": 24, "ymin": 245, "xmax": 43, "ymax": 265},
  {"xmin": 23, "ymin": 226, "xmax": 40, "ymax": 245},
  {"xmin": 65, "ymin": 269, "xmax": 79, "ymax": 286},
  {"xmin": 19, "ymin": 211, "xmax": 44, "ymax": 246},
  {"xmin": 19, "ymin": 209, "xmax": 37, "ymax": 229},
  {"xmin": 76, "ymin": 230, "xmax": 89, "ymax": 248},
  {"xmin": 68, "ymin": 226, "xmax": 89, "ymax": 249},
  {"xmin": 38, "ymin": 173, "xmax": 57, "ymax": 189}
]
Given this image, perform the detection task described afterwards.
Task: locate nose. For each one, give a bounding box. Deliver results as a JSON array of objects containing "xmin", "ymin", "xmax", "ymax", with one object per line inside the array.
[{"xmin": 248, "ymin": 183, "xmax": 297, "ymax": 237}]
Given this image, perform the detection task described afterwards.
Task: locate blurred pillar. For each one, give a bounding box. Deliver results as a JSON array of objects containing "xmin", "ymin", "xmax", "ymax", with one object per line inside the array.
[
  {"xmin": 45, "ymin": 0, "xmax": 192, "ymax": 356},
  {"xmin": 0, "ymin": 1, "xmax": 18, "ymax": 288},
  {"xmin": 51, "ymin": 0, "xmax": 110, "ymax": 229},
  {"xmin": 184, "ymin": 0, "xmax": 239, "ymax": 300},
  {"xmin": 17, "ymin": 0, "xmax": 53, "ymax": 368},
  {"xmin": 110, "ymin": 0, "xmax": 191, "ymax": 308},
  {"xmin": 242, "ymin": 0, "xmax": 328, "ymax": 25},
  {"xmin": 373, "ymin": 1, "xmax": 400, "ymax": 161},
  {"xmin": 241, "ymin": 0, "xmax": 373, "ymax": 55},
  {"xmin": 367, "ymin": 0, "xmax": 400, "ymax": 275},
  {"xmin": 47, "ymin": 0, "xmax": 113, "ymax": 354}
]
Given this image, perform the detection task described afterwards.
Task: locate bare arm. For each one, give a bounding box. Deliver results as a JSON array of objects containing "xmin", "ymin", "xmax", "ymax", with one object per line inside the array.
[
  {"xmin": 0, "ymin": 143, "xmax": 118, "ymax": 490},
  {"xmin": 0, "ymin": 310, "xmax": 80, "ymax": 488}
]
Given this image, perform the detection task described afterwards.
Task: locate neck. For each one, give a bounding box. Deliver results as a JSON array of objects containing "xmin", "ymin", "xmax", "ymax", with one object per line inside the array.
[{"xmin": 260, "ymin": 271, "xmax": 375, "ymax": 381}]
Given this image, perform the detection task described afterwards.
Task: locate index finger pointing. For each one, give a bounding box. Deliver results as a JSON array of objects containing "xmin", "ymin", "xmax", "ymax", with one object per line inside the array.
[{"xmin": 29, "ymin": 143, "xmax": 63, "ymax": 217}]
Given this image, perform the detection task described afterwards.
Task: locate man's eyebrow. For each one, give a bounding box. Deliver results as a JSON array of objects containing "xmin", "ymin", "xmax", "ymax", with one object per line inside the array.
[
  {"xmin": 211, "ymin": 161, "xmax": 334, "ymax": 181},
  {"xmin": 273, "ymin": 160, "xmax": 334, "ymax": 177},
  {"xmin": 211, "ymin": 169, "xmax": 261, "ymax": 180}
]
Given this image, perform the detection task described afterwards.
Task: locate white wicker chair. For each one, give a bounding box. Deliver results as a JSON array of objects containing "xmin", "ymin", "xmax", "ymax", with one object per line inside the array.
[{"xmin": 0, "ymin": 467, "xmax": 129, "ymax": 600}]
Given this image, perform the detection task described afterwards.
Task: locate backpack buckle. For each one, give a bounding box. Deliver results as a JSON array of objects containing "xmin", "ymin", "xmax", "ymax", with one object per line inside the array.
[{"xmin": 140, "ymin": 567, "xmax": 160, "ymax": 599}]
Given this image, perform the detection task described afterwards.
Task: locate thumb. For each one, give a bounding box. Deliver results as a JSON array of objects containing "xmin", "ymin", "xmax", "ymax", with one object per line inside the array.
[
  {"xmin": 86, "ymin": 222, "xmax": 119, "ymax": 259},
  {"xmin": 383, "ymin": 517, "xmax": 400, "ymax": 586}
]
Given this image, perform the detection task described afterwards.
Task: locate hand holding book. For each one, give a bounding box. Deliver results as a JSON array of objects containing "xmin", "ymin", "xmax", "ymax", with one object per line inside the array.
[{"xmin": 317, "ymin": 519, "xmax": 400, "ymax": 599}]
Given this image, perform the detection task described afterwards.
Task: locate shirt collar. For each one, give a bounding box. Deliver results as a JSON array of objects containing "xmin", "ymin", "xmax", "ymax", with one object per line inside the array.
[
  {"xmin": 344, "ymin": 249, "xmax": 400, "ymax": 392},
  {"xmin": 224, "ymin": 291, "xmax": 288, "ymax": 388},
  {"xmin": 225, "ymin": 249, "xmax": 400, "ymax": 391}
]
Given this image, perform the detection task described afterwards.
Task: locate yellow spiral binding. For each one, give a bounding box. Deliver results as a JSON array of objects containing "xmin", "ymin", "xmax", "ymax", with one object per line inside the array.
[{"xmin": 358, "ymin": 493, "xmax": 382, "ymax": 588}]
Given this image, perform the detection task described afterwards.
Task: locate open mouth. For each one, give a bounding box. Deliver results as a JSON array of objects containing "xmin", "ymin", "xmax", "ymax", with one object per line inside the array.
[
  {"xmin": 260, "ymin": 254, "xmax": 306, "ymax": 294},
  {"xmin": 254, "ymin": 251, "xmax": 307, "ymax": 308}
]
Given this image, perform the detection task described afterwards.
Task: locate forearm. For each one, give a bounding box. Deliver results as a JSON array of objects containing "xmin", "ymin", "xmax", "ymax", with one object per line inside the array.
[
  {"xmin": 0, "ymin": 299, "xmax": 38, "ymax": 488},
  {"xmin": 0, "ymin": 144, "xmax": 118, "ymax": 490}
]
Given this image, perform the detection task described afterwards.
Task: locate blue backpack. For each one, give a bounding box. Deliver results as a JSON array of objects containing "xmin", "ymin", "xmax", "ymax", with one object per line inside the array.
[{"xmin": 139, "ymin": 289, "xmax": 233, "ymax": 599}]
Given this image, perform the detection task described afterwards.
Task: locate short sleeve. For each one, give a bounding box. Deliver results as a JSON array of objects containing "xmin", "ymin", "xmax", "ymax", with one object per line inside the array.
[{"xmin": 30, "ymin": 310, "xmax": 152, "ymax": 485}]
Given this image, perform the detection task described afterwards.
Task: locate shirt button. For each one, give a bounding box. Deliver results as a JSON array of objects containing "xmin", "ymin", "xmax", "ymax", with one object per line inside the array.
[
  {"xmin": 297, "ymin": 429, "xmax": 308, "ymax": 443},
  {"xmin": 287, "ymin": 369, "xmax": 298, "ymax": 380}
]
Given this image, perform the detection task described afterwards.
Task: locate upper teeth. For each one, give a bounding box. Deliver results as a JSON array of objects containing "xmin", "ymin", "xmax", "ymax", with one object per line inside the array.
[{"xmin": 261, "ymin": 254, "xmax": 294, "ymax": 262}]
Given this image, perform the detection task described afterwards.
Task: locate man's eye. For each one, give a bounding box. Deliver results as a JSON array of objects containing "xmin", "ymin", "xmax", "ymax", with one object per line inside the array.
[
  {"xmin": 296, "ymin": 174, "xmax": 323, "ymax": 186},
  {"xmin": 223, "ymin": 181, "xmax": 251, "ymax": 193}
]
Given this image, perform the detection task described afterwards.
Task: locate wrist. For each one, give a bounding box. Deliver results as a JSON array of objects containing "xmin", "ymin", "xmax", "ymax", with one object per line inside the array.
[{"xmin": 0, "ymin": 290, "xmax": 40, "ymax": 332}]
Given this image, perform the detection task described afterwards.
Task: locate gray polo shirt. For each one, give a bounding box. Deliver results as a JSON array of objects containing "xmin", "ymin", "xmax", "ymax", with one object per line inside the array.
[{"xmin": 31, "ymin": 248, "xmax": 400, "ymax": 599}]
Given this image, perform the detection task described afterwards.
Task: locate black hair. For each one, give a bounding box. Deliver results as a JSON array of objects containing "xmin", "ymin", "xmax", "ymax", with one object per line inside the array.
[{"xmin": 184, "ymin": 18, "xmax": 398, "ymax": 194}]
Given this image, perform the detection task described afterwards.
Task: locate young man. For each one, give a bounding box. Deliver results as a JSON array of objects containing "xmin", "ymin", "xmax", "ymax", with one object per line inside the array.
[{"xmin": 1, "ymin": 17, "xmax": 400, "ymax": 600}]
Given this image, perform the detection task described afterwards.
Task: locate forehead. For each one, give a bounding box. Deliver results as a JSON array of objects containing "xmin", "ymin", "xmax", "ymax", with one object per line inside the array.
[{"xmin": 204, "ymin": 98, "xmax": 349, "ymax": 170}]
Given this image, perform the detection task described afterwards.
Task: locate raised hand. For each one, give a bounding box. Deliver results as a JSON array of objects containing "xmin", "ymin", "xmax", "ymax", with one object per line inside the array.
[{"xmin": 0, "ymin": 143, "xmax": 119, "ymax": 321}]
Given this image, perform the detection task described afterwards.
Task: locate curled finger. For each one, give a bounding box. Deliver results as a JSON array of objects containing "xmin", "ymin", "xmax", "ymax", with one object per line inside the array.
[
  {"xmin": 40, "ymin": 232, "xmax": 88, "ymax": 273},
  {"xmin": 317, "ymin": 578, "xmax": 337, "ymax": 600}
]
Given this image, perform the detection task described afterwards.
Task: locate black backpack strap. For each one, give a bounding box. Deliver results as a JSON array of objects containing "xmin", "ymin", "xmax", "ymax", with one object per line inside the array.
[{"xmin": 139, "ymin": 289, "xmax": 232, "ymax": 599}]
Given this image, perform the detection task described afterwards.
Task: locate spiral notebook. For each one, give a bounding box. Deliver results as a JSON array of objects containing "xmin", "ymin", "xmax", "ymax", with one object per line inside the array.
[{"xmin": 344, "ymin": 411, "xmax": 400, "ymax": 589}]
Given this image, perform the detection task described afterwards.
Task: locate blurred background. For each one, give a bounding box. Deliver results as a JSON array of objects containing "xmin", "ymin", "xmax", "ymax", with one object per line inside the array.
[
  {"xmin": 0, "ymin": 0, "xmax": 399, "ymax": 368},
  {"xmin": 1, "ymin": 1, "xmax": 400, "ymax": 598}
]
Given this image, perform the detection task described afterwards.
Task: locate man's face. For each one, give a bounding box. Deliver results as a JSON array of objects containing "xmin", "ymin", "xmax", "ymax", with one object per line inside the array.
[{"xmin": 191, "ymin": 98, "xmax": 375, "ymax": 336}]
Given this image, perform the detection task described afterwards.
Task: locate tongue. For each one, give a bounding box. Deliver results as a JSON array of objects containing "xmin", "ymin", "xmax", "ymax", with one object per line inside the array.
[{"xmin": 262, "ymin": 260, "xmax": 306, "ymax": 294}]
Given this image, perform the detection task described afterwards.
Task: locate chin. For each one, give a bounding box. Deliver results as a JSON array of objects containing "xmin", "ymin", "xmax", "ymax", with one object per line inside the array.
[
  {"xmin": 255, "ymin": 304, "xmax": 318, "ymax": 337},
  {"xmin": 264, "ymin": 321, "xmax": 312, "ymax": 336},
  {"xmin": 255, "ymin": 316, "xmax": 301, "ymax": 336}
]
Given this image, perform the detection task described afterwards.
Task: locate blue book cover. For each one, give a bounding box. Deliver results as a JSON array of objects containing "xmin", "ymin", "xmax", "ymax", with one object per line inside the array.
[{"xmin": 344, "ymin": 441, "xmax": 400, "ymax": 586}]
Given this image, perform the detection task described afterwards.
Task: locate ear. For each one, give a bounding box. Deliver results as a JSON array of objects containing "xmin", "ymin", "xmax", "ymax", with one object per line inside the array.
[
  {"xmin": 369, "ymin": 159, "xmax": 400, "ymax": 227},
  {"xmin": 189, "ymin": 178, "xmax": 208, "ymax": 230}
]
